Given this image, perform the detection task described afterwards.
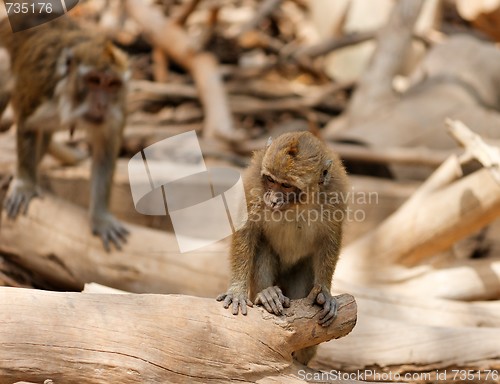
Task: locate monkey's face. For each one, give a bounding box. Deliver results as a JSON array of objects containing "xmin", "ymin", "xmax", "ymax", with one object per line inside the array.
[
  {"xmin": 58, "ymin": 41, "xmax": 129, "ymax": 127},
  {"xmin": 77, "ymin": 70, "xmax": 124, "ymax": 124},
  {"xmin": 262, "ymin": 174, "xmax": 300, "ymax": 210}
]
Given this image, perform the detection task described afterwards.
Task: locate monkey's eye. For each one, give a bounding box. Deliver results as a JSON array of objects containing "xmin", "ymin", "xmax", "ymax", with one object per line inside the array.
[
  {"xmin": 108, "ymin": 79, "xmax": 122, "ymax": 89},
  {"xmin": 86, "ymin": 75, "xmax": 101, "ymax": 86},
  {"xmin": 281, "ymin": 182, "xmax": 293, "ymax": 189},
  {"xmin": 265, "ymin": 175, "xmax": 275, "ymax": 184}
]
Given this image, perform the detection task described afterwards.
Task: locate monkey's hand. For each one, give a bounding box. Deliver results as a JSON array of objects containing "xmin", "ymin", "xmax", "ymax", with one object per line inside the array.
[
  {"xmin": 255, "ymin": 286, "xmax": 290, "ymax": 315},
  {"xmin": 4, "ymin": 179, "xmax": 40, "ymax": 218},
  {"xmin": 216, "ymin": 287, "xmax": 253, "ymax": 315},
  {"xmin": 313, "ymin": 286, "xmax": 338, "ymax": 327},
  {"xmin": 92, "ymin": 213, "xmax": 129, "ymax": 252}
]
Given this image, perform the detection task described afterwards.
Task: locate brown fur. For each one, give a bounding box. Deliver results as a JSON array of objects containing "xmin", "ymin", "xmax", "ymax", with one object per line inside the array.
[
  {"xmin": 0, "ymin": 16, "xmax": 130, "ymax": 251},
  {"xmin": 218, "ymin": 131, "xmax": 348, "ymax": 365}
]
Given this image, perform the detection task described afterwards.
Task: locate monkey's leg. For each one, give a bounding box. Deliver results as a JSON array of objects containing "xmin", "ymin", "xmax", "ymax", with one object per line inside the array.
[
  {"xmin": 217, "ymin": 224, "xmax": 258, "ymax": 315},
  {"xmin": 4, "ymin": 127, "xmax": 51, "ymax": 218},
  {"xmin": 253, "ymin": 247, "xmax": 290, "ymax": 315},
  {"xmin": 89, "ymin": 128, "xmax": 129, "ymax": 251},
  {"xmin": 279, "ymin": 257, "xmax": 314, "ymax": 300}
]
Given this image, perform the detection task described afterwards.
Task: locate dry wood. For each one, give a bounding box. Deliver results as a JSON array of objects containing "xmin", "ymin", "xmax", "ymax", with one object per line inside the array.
[
  {"xmin": 457, "ymin": 0, "xmax": 500, "ymax": 41},
  {"xmin": 293, "ymin": 30, "xmax": 376, "ymax": 60},
  {"xmin": 151, "ymin": 47, "xmax": 169, "ymax": 83},
  {"xmin": 447, "ymin": 118, "xmax": 500, "ymax": 183},
  {"xmin": 128, "ymin": 79, "xmax": 349, "ymax": 117},
  {"xmin": 236, "ymin": 0, "xmax": 283, "ymax": 37},
  {"xmin": 330, "ymin": 35, "xmax": 500, "ymax": 161},
  {"xmin": 0, "ymin": 189, "xmax": 229, "ymax": 294},
  {"xmin": 125, "ymin": 0, "xmax": 237, "ymax": 142},
  {"xmin": 173, "ymin": 0, "xmax": 202, "ymax": 26},
  {"xmin": 357, "ymin": 257, "xmax": 500, "ymax": 301},
  {"xmin": 0, "ymin": 286, "xmax": 357, "ymax": 384},
  {"xmin": 315, "ymin": 313, "xmax": 500, "ymax": 375},
  {"xmin": 339, "ymin": 165, "xmax": 500, "ymax": 274},
  {"xmin": 347, "ymin": 0, "xmax": 424, "ymax": 123},
  {"xmin": 336, "ymin": 281, "xmax": 500, "ymax": 328}
]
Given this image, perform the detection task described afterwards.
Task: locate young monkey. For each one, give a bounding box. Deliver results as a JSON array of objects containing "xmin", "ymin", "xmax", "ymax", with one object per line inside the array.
[
  {"xmin": 0, "ymin": 16, "xmax": 130, "ymax": 251},
  {"xmin": 217, "ymin": 131, "xmax": 348, "ymax": 365}
]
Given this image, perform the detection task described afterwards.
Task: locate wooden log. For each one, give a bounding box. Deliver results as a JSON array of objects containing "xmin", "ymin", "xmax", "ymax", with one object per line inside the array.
[
  {"xmin": 315, "ymin": 312, "xmax": 500, "ymax": 374},
  {"xmin": 0, "ymin": 190, "xmax": 229, "ymax": 294},
  {"xmin": 0, "ymin": 287, "xmax": 357, "ymax": 384},
  {"xmin": 338, "ymin": 166, "xmax": 500, "ymax": 275},
  {"xmin": 336, "ymin": 281, "xmax": 500, "ymax": 328}
]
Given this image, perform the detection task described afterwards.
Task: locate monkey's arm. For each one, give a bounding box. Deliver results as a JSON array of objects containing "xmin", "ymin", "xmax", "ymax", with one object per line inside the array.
[
  {"xmin": 88, "ymin": 122, "xmax": 129, "ymax": 251},
  {"xmin": 252, "ymin": 245, "xmax": 289, "ymax": 315},
  {"xmin": 4, "ymin": 119, "xmax": 52, "ymax": 217},
  {"xmin": 216, "ymin": 222, "xmax": 260, "ymax": 315},
  {"xmin": 312, "ymin": 234, "xmax": 342, "ymax": 327}
]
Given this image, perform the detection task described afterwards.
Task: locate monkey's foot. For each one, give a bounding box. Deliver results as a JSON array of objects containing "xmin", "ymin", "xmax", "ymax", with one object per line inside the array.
[
  {"xmin": 255, "ymin": 286, "xmax": 290, "ymax": 315},
  {"xmin": 315, "ymin": 289, "xmax": 338, "ymax": 327},
  {"xmin": 92, "ymin": 214, "xmax": 129, "ymax": 252},
  {"xmin": 217, "ymin": 289, "xmax": 253, "ymax": 315},
  {"xmin": 4, "ymin": 179, "xmax": 39, "ymax": 218}
]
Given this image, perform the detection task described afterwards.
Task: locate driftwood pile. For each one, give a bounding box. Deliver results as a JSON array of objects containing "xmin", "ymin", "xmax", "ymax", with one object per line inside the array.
[{"xmin": 1, "ymin": 0, "xmax": 500, "ymax": 383}]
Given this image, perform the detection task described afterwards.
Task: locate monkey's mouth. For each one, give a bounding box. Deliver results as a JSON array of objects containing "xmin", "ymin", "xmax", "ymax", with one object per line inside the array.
[
  {"xmin": 83, "ymin": 113, "xmax": 105, "ymax": 125},
  {"xmin": 263, "ymin": 192, "xmax": 288, "ymax": 210}
]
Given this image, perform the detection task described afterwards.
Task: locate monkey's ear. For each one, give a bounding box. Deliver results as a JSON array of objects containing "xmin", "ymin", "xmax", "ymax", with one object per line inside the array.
[
  {"xmin": 106, "ymin": 42, "xmax": 129, "ymax": 71},
  {"xmin": 320, "ymin": 159, "xmax": 333, "ymax": 186},
  {"xmin": 266, "ymin": 137, "xmax": 273, "ymax": 148},
  {"xmin": 56, "ymin": 48, "xmax": 74, "ymax": 76}
]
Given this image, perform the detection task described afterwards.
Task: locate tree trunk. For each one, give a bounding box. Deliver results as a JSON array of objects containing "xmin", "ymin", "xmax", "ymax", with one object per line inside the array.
[{"xmin": 0, "ymin": 287, "xmax": 357, "ymax": 384}]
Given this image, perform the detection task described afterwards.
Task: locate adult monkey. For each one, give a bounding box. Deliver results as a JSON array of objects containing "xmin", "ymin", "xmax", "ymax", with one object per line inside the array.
[{"xmin": 0, "ymin": 15, "xmax": 130, "ymax": 251}]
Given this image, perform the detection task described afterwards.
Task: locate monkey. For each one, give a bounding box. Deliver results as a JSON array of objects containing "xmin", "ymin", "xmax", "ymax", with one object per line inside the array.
[
  {"xmin": 217, "ymin": 131, "xmax": 348, "ymax": 365},
  {"xmin": 0, "ymin": 15, "xmax": 130, "ymax": 251}
]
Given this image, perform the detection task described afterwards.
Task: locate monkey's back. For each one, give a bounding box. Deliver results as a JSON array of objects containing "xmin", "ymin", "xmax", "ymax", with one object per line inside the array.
[{"xmin": 2, "ymin": 18, "xmax": 106, "ymax": 118}]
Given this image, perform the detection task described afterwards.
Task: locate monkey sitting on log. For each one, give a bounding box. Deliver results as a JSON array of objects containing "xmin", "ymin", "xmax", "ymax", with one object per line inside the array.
[
  {"xmin": 218, "ymin": 131, "xmax": 348, "ymax": 364},
  {"xmin": 0, "ymin": 15, "xmax": 130, "ymax": 251}
]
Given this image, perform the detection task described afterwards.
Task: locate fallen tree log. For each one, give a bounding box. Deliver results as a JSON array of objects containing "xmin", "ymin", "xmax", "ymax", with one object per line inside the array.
[
  {"xmin": 0, "ymin": 287, "xmax": 357, "ymax": 384},
  {"xmin": 316, "ymin": 313, "xmax": 500, "ymax": 376},
  {"xmin": 0, "ymin": 190, "xmax": 229, "ymax": 294},
  {"xmin": 338, "ymin": 163, "xmax": 500, "ymax": 278}
]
